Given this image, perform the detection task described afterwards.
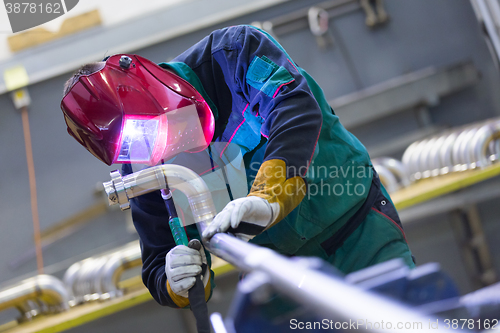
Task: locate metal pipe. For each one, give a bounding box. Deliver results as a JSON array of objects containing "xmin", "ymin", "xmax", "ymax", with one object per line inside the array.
[
  {"xmin": 458, "ymin": 127, "xmax": 479, "ymax": 169},
  {"xmin": 384, "ymin": 158, "xmax": 410, "ymax": 186},
  {"xmin": 73, "ymin": 258, "xmax": 99, "ymax": 302},
  {"xmin": 63, "ymin": 261, "xmax": 81, "ymax": 299},
  {"xmin": 469, "ymin": 121, "xmax": 500, "ymax": 168},
  {"xmin": 439, "ymin": 132, "xmax": 458, "ymax": 175},
  {"xmin": 210, "ymin": 312, "xmax": 228, "ymax": 333},
  {"xmin": 468, "ymin": 124, "xmax": 492, "ymax": 168},
  {"xmin": 99, "ymin": 245, "xmax": 142, "ymax": 300},
  {"xmin": 103, "ymin": 164, "xmax": 466, "ymax": 333},
  {"xmin": 205, "ymin": 233, "xmax": 458, "ymax": 333},
  {"xmin": 402, "ymin": 141, "xmax": 419, "ymax": 179},
  {"xmin": 15, "ymin": 300, "xmax": 42, "ymax": 322},
  {"xmin": 63, "ymin": 241, "xmax": 143, "ymax": 303},
  {"xmin": 373, "ymin": 157, "xmax": 411, "ymax": 188},
  {"xmin": 372, "ymin": 163, "xmax": 400, "ymax": 193},
  {"xmin": 427, "ymin": 134, "xmax": 447, "ymax": 176},
  {"xmin": 82, "ymin": 257, "xmax": 109, "ymax": 302},
  {"xmin": 489, "ymin": 138, "xmax": 500, "ymax": 161},
  {"xmin": 451, "ymin": 128, "xmax": 473, "ymax": 171},
  {"xmin": 90, "ymin": 256, "xmax": 112, "ymax": 297},
  {"xmin": 103, "ymin": 164, "xmax": 217, "ymax": 232},
  {"xmin": 409, "ymin": 139, "xmax": 429, "ymax": 180},
  {"xmin": 418, "ymin": 137, "xmax": 438, "ymax": 178},
  {"xmin": 0, "ymin": 275, "xmax": 70, "ymax": 320}
]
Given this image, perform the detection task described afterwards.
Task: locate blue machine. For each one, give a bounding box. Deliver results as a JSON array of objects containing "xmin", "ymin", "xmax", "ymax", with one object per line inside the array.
[{"xmin": 213, "ymin": 258, "xmax": 499, "ymax": 333}]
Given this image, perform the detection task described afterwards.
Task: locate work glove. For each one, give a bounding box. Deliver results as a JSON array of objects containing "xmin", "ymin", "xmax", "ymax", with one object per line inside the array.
[
  {"xmin": 202, "ymin": 196, "xmax": 280, "ymax": 241},
  {"xmin": 165, "ymin": 244, "xmax": 208, "ymax": 298}
]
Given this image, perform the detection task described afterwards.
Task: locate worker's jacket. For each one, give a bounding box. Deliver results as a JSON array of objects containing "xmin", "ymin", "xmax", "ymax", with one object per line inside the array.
[{"xmin": 124, "ymin": 25, "xmax": 415, "ymax": 309}]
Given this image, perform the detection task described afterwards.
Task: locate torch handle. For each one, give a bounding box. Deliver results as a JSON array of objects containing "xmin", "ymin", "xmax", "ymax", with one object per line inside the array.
[{"xmin": 169, "ymin": 217, "xmax": 189, "ymax": 247}]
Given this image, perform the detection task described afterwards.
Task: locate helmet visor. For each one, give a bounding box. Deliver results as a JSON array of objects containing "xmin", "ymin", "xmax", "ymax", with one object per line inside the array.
[
  {"xmin": 114, "ymin": 103, "xmax": 208, "ymax": 166},
  {"xmin": 117, "ymin": 117, "xmax": 160, "ymax": 163}
]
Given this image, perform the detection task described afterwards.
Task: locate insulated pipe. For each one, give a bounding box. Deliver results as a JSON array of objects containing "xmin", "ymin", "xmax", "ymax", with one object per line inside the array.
[
  {"xmin": 372, "ymin": 163, "xmax": 400, "ymax": 193},
  {"xmin": 0, "ymin": 275, "xmax": 70, "ymax": 319},
  {"xmin": 103, "ymin": 165, "xmax": 217, "ymax": 233},
  {"xmin": 439, "ymin": 132, "xmax": 458, "ymax": 174},
  {"xmin": 373, "ymin": 158, "xmax": 411, "ymax": 188},
  {"xmin": 458, "ymin": 127, "xmax": 479, "ymax": 169},
  {"xmin": 63, "ymin": 242, "xmax": 143, "ymax": 303},
  {"xmin": 427, "ymin": 134, "xmax": 447, "ymax": 176},
  {"xmin": 82, "ymin": 257, "xmax": 109, "ymax": 301},
  {"xmin": 15, "ymin": 300, "xmax": 42, "ymax": 322},
  {"xmin": 490, "ymin": 138, "xmax": 500, "ymax": 161},
  {"xmin": 205, "ymin": 233, "xmax": 460, "ymax": 333},
  {"xmin": 418, "ymin": 137, "xmax": 438, "ymax": 178},
  {"xmin": 90, "ymin": 256, "xmax": 112, "ymax": 297},
  {"xmin": 401, "ymin": 141, "xmax": 419, "ymax": 178},
  {"xmin": 468, "ymin": 124, "xmax": 492, "ymax": 168},
  {"xmin": 469, "ymin": 121, "xmax": 500, "ymax": 168},
  {"xmin": 62, "ymin": 261, "xmax": 82, "ymax": 303},
  {"xmin": 409, "ymin": 139, "xmax": 429, "ymax": 180},
  {"xmin": 386, "ymin": 158, "xmax": 411, "ymax": 187},
  {"xmin": 99, "ymin": 245, "xmax": 142, "ymax": 300},
  {"xmin": 451, "ymin": 128, "xmax": 473, "ymax": 171},
  {"xmin": 73, "ymin": 259, "xmax": 97, "ymax": 302},
  {"xmin": 64, "ymin": 258, "xmax": 99, "ymax": 304}
]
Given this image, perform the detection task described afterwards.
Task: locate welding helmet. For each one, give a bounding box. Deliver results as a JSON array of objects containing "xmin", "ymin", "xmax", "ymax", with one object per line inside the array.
[{"xmin": 60, "ymin": 54, "xmax": 215, "ymax": 166}]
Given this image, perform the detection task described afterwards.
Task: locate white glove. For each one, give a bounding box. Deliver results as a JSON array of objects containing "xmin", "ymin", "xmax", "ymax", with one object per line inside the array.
[
  {"xmin": 202, "ymin": 196, "xmax": 280, "ymax": 241},
  {"xmin": 165, "ymin": 244, "xmax": 208, "ymax": 298}
]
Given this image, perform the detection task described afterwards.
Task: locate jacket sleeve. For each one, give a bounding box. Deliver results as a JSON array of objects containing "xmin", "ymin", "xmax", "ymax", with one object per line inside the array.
[
  {"xmin": 235, "ymin": 27, "xmax": 322, "ymax": 225},
  {"xmin": 235, "ymin": 26, "xmax": 322, "ymax": 170},
  {"xmin": 122, "ymin": 164, "xmax": 214, "ymax": 308},
  {"xmin": 177, "ymin": 26, "xmax": 322, "ymax": 225}
]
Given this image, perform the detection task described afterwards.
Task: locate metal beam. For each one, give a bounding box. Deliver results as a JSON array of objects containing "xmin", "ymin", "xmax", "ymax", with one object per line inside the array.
[{"xmin": 330, "ymin": 62, "xmax": 480, "ymax": 129}]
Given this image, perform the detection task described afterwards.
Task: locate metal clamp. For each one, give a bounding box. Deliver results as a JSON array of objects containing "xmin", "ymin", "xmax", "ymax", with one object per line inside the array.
[{"xmin": 103, "ymin": 170, "xmax": 130, "ymax": 211}]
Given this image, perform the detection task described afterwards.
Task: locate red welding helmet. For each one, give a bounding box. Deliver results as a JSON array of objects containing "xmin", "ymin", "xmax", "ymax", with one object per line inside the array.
[{"xmin": 60, "ymin": 54, "xmax": 215, "ymax": 166}]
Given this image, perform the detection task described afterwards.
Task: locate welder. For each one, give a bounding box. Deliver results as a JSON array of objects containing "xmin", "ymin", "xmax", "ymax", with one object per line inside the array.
[{"xmin": 60, "ymin": 25, "xmax": 415, "ymax": 309}]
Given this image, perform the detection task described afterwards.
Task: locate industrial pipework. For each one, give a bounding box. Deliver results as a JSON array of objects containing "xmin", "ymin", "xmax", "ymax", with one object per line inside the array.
[
  {"xmin": 103, "ymin": 165, "xmax": 216, "ymax": 231},
  {"xmin": 372, "ymin": 157, "xmax": 411, "ymax": 193},
  {"xmin": 63, "ymin": 241, "xmax": 141, "ymax": 304},
  {"xmin": 0, "ymin": 275, "xmax": 70, "ymax": 322},
  {"xmin": 402, "ymin": 118, "xmax": 500, "ymax": 181},
  {"xmin": 103, "ymin": 164, "xmax": 460, "ymax": 333}
]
